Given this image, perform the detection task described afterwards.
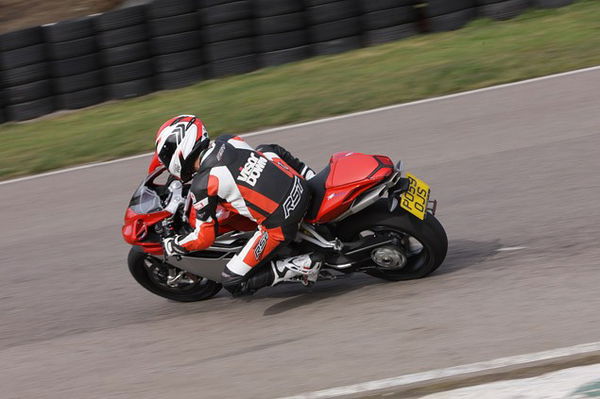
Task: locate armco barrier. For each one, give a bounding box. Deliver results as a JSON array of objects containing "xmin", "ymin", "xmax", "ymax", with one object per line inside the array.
[{"xmin": 0, "ymin": 0, "xmax": 577, "ymax": 123}]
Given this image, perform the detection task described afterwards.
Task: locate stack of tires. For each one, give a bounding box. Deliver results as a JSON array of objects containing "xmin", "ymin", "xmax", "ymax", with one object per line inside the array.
[
  {"xmin": 423, "ymin": 0, "xmax": 477, "ymax": 32},
  {"xmin": 531, "ymin": 0, "xmax": 573, "ymax": 8},
  {"xmin": 304, "ymin": 0, "xmax": 362, "ymax": 56},
  {"xmin": 148, "ymin": 0, "xmax": 204, "ymax": 90},
  {"xmin": 45, "ymin": 17, "xmax": 105, "ymax": 110},
  {"xmin": 358, "ymin": 0, "xmax": 419, "ymax": 46},
  {"xmin": 0, "ymin": 27, "xmax": 54, "ymax": 121},
  {"xmin": 95, "ymin": 6, "xmax": 154, "ymax": 100},
  {"xmin": 476, "ymin": 0, "xmax": 530, "ymax": 20},
  {"xmin": 199, "ymin": 0, "xmax": 257, "ymax": 78},
  {"xmin": 0, "ymin": 87, "xmax": 4, "ymax": 123},
  {"xmin": 253, "ymin": 0, "xmax": 309, "ymax": 67}
]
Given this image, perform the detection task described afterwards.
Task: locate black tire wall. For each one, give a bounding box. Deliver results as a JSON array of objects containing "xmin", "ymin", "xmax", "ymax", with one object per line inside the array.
[
  {"xmin": 96, "ymin": 6, "xmax": 154, "ymax": 100},
  {"xmin": 200, "ymin": 0, "xmax": 258, "ymax": 78},
  {"xmin": 476, "ymin": 0, "xmax": 530, "ymax": 20},
  {"xmin": 254, "ymin": 0, "xmax": 310, "ymax": 67},
  {"xmin": 0, "ymin": 27, "xmax": 55, "ymax": 121},
  {"xmin": 0, "ymin": 0, "xmax": 578, "ymax": 122},
  {"xmin": 149, "ymin": 0, "xmax": 205, "ymax": 89},
  {"xmin": 46, "ymin": 16, "xmax": 105, "ymax": 110}
]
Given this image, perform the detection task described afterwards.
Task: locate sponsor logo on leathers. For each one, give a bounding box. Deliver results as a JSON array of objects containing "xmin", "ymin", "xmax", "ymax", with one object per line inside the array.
[
  {"xmin": 238, "ymin": 153, "xmax": 267, "ymax": 187},
  {"xmin": 193, "ymin": 197, "xmax": 209, "ymax": 210},
  {"xmin": 216, "ymin": 144, "xmax": 225, "ymax": 161},
  {"xmin": 283, "ymin": 176, "xmax": 304, "ymax": 219},
  {"xmin": 254, "ymin": 231, "xmax": 269, "ymax": 260}
]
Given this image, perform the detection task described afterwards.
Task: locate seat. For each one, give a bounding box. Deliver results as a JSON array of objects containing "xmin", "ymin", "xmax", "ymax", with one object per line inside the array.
[{"xmin": 304, "ymin": 165, "xmax": 330, "ymax": 221}]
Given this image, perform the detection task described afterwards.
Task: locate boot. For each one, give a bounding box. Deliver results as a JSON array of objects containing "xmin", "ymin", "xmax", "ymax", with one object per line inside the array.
[{"xmin": 271, "ymin": 253, "xmax": 323, "ymax": 286}]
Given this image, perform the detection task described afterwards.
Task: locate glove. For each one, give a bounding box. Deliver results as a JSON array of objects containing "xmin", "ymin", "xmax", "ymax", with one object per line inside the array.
[{"xmin": 163, "ymin": 237, "xmax": 187, "ymax": 257}]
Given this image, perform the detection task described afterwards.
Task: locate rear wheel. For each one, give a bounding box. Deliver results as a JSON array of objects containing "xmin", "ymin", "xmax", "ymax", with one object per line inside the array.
[
  {"xmin": 128, "ymin": 247, "xmax": 222, "ymax": 301},
  {"xmin": 337, "ymin": 200, "xmax": 448, "ymax": 280}
]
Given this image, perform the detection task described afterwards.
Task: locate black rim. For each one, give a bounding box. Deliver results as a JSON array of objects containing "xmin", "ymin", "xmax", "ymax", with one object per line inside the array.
[
  {"xmin": 356, "ymin": 226, "xmax": 430, "ymax": 274},
  {"xmin": 144, "ymin": 256, "xmax": 212, "ymax": 293}
]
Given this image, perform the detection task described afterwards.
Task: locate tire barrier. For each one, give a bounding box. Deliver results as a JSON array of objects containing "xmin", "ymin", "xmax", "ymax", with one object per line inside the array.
[
  {"xmin": 45, "ymin": 16, "xmax": 105, "ymax": 110},
  {"xmin": 477, "ymin": 0, "xmax": 530, "ymax": 20},
  {"xmin": 199, "ymin": 0, "xmax": 258, "ymax": 78},
  {"xmin": 305, "ymin": 0, "xmax": 362, "ymax": 56},
  {"xmin": 0, "ymin": 0, "xmax": 578, "ymax": 122},
  {"xmin": 0, "ymin": 27, "xmax": 55, "ymax": 121},
  {"xmin": 532, "ymin": 0, "xmax": 574, "ymax": 8},
  {"xmin": 254, "ymin": 0, "xmax": 310, "ymax": 68},
  {"xmin": 149, "ymin": 0, "xmax": 204, "ymax": 89},
  {"xmin": 358, "ymin": 0, "xmax": 419, "ymax": 46},
  {"xmin": 96, "ymin": 6, "xmax": 154, "ymax": 100},
  {"xmin": 423, "ymin": 0, "xmax": 478, "ymax": 32}
]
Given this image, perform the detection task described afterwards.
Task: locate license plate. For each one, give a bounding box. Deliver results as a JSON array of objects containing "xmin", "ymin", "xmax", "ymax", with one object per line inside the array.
[{"xmin": 400, "ymin": 173, "xmax": 430, "ymax": 220}]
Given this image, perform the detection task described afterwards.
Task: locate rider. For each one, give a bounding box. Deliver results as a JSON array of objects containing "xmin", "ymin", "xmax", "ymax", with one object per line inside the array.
[{"xmin": 154, "ymin": 115, "xmax": 321, "ymax": 296}]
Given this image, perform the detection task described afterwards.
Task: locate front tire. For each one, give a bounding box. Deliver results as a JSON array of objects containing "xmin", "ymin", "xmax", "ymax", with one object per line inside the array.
[
  {"xmin": 128, "ymin": 247, "xmax": 222, "ymax": 302},
  {"xmin": 337, "ymin": 200, "xmax": 448, "ymax": 280}
]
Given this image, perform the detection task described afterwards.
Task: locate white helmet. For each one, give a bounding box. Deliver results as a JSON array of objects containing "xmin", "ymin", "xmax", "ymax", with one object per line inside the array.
[{"xmin": 155, "ymin": 115, "xmax": 210, "ymax": 181}]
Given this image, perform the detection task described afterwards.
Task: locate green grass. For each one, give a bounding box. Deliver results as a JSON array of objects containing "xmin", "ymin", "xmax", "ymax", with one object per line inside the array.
[{"xmin": 1, "ymin": 0, "xmax": 599, "ymax": 180}]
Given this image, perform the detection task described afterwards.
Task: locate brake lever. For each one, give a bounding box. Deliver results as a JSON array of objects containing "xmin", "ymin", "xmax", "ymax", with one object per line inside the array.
[{"xmin": 156, "ymin": 217, "xmax": 176, "ymax": 239}]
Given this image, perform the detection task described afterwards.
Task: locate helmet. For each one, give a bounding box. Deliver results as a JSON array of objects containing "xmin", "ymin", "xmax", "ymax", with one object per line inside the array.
[{"xmin": 155, "ymin": 115, "xmax": 210, "ymax": 181}]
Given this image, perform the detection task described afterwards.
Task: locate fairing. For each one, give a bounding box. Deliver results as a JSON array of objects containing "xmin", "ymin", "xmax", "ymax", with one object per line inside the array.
[
  {"xmin": 305, "ymin": 152, "xmax": 395, "ymax": 223},
  {"xmin": 122, "ymin": 167, "xmax": 256, "ymax": 255}
]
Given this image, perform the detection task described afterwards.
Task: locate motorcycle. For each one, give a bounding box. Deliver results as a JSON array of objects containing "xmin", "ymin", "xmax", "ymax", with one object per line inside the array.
[{"xmin": 122, "ymin": 151, "xmax": 448, "ymax": 302}]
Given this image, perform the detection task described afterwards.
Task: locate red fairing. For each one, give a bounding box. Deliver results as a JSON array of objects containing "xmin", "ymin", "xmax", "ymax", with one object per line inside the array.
[
  {"xmin": 123, "ymin": 204, "xmax": 257, "ymax": 255},
  {"xmin": 306, "ymin": 152, "xmax": 394, "ymax": 223},
  {"xmin": 122, "ymin": 208, "xmax": 172, "ymax": 255},
  {"xmin": 147, "ymin": 153, "xmax": 162, "ymax": 174}
]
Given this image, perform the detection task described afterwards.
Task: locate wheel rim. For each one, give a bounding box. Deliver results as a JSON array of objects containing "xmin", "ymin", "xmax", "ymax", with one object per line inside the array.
[
  {"xmin": 144, "ymin": 256, "xmax": 212, "ymax": 293},
  {"xmin": 357, "ymin": 226, "xmax": 430, "ymax": 274}
]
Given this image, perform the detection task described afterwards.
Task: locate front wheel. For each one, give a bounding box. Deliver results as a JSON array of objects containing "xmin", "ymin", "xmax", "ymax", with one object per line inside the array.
[
  {"xmin": 337, "ymin": 200, "xmax": 448, "ymax": 280},
  {"xmin": 128, "ymin": 247, "xmax": 222, "ymax": 302}
]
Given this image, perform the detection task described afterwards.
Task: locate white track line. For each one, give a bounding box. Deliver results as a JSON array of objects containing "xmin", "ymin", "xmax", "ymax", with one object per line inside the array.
[
  {"xmin": 1, "ymin": 65, "xmax": 598, "ymax": 187},
  {"xmin": 279, "ymin": 341, "xmax": 600, "ymax": 399},
  {"xmin": 497, "ymin": 246, "xmax": 528, "ymax": 252}
]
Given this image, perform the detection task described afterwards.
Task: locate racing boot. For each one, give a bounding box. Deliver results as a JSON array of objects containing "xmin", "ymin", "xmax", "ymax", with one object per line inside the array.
[{"xmin": 271, "ymin": 253, "xmax": 323, "ymax": 287}]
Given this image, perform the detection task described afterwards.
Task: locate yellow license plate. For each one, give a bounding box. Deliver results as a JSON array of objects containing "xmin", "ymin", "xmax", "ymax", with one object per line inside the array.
[{"xmin": 400, "ymin": 173, "xmax": 430, "ymax": 220}]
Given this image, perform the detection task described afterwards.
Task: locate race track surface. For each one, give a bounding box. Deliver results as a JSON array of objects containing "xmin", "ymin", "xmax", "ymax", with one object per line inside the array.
[{"xmin": 1, "ymin": 69, "xmax": 599, "ymax": 398}]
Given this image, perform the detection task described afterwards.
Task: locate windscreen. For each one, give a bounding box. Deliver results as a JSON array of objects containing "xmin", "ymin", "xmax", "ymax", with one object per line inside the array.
[{"xmin": 129, "ymin": 185, "xmax": 163, "ymax": 214}]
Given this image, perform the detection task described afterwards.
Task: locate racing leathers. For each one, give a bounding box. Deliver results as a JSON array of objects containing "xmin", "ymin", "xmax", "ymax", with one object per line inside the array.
[{"xmin": 166, "ymin": 135, "xmax": 316, "ymax": 295}]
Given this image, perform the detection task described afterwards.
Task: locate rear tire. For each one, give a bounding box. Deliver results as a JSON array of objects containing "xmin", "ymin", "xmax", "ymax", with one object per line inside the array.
[
  {"xmin": 337, "ymin": 200, "xmax": 448, "ymax": 280},
  {"xmin": 128, "ymin": 247, "xmax": 222, "ymax": 302}
]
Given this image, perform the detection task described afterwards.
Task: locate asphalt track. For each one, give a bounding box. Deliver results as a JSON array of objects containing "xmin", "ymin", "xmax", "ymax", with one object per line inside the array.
[{"xmin": 1, "ymin": 68, "xmax": 599, "ymax": 399}]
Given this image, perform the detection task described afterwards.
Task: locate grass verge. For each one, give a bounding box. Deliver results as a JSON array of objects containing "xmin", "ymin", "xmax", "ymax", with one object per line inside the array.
[{"xmin": 1, "ymin": 0, "xmax": 599, "ymax": 180}]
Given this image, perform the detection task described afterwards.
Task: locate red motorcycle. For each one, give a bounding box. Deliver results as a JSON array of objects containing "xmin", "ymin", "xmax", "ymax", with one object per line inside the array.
[{"xmin": 122, "ymin": 152, "xmax": 448, "ymax": 302}]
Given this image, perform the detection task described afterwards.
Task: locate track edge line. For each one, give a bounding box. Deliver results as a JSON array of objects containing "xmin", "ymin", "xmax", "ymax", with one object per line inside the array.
[{"xmin": 2, "ymin": 64, "xmax": 598, "ymax": 186}]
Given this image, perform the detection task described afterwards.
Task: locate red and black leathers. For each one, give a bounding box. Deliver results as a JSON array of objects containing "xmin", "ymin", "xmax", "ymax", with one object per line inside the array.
[{"xmin": 171, "ymin": 135, "xmax": 313, "ymax": 293}]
